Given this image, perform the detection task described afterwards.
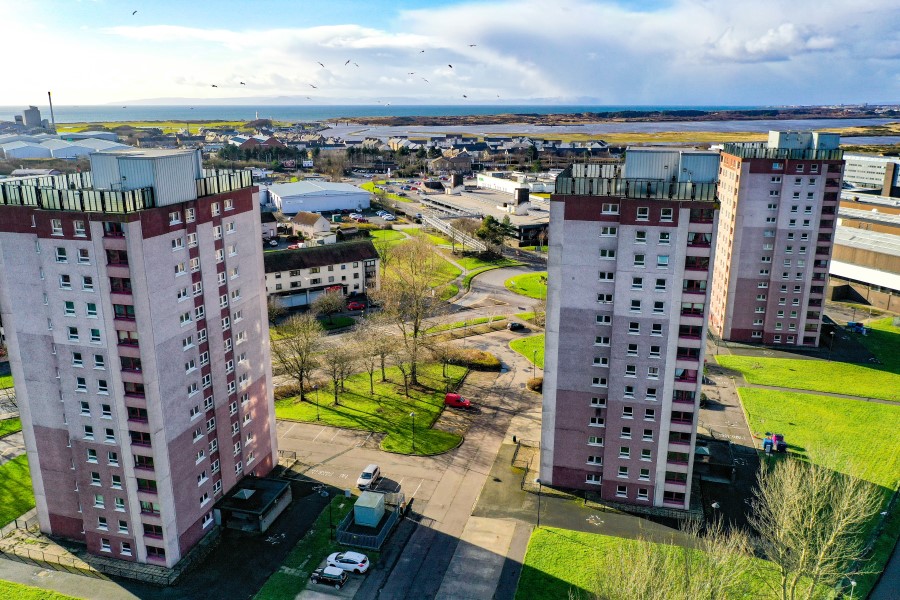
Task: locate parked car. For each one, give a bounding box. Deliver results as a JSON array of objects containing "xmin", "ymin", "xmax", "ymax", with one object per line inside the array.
[
  {"xmin": 310, "ymin": 566, "xmax": 349, "ymax": 589},
  {"xmin": 357, "ymin": 464, "xmax": 381, "ymax": 490},
  {"xmin": 444, "ymin": 392, "xmax": 473, "ymax": 409},
  {"xmin": 327, "ymin": 551, "xmax": 370, "ymax": 574},
  {"xmin": 506, "ymin": 322, "xmax": 524, "ymax": 331},
  {"xmin": 354, "ymin": 217, "xmax": 369, "ymax": 223},
  {"xmin": 267, "ymin": 238, "xmax": 279, "ymax": 247},
  {"xmin": 383, "ymin": 215, "xmax": 396, "ymax": 221},
  {"xmin": 347, "ymin": 301, "xmax": 366, "ymax": 311},
  {"xmin": 287, "ymin": 243, "xmax": 303, "ymax": 249},
  {"xmin": 349, "ymin": 212, "xmax": 362, "ymax": 219}
]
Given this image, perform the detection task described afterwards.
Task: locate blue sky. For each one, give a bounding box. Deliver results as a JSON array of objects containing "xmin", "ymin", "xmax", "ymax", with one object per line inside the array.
[{"xmin": 2, "ymin": 0, "xmax": 898, "ymax": 106}]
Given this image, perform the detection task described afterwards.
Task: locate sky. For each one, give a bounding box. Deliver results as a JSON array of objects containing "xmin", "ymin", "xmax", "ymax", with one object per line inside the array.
[{"xmin": 2, "ymin": 0, "xmax": 899, "ymax": 106}]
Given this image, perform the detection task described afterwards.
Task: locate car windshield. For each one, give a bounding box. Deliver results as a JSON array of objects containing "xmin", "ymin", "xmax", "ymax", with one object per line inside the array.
[{"xmin": 361, "ymin": 472, "xmax": 372, "ymax": 479}]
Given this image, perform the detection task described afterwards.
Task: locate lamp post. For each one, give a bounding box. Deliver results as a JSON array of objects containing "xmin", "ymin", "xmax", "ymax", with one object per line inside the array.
[
  {"xmin": 828, "ymin": 330, "xmax": 835, "ymax": 361},
  {"xmin": 314, "ymin": 384, "xmax": 321, "ymax": 421},
  {"xmin": 849, "ymin": 580, "xmax": 857, "ymax": 600},
  {"xmin": 532, "ymin": 350, "xmax": 537, "ymax": 380},
  {"xmin": 318, "ymin": 486, "xmax": 334, "ymax": 540},
  {"xmin": 410, "ymin": 411, "xmax": 417, "ymax": 453},
  {"xmin": 536, "ymin": 478, "xmax": 543, "ymax": 528}
]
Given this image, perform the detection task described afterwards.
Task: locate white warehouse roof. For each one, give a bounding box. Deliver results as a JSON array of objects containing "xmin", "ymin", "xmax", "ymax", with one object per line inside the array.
[{"xmin": 269, "ymin": 180, "xmax": 366, "ymax": 198}]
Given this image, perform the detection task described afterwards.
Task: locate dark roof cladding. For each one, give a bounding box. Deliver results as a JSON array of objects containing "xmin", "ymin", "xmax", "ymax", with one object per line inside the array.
[{"xmin": 263, "ymin": 240, "xmax": 379, "ymax": 273}]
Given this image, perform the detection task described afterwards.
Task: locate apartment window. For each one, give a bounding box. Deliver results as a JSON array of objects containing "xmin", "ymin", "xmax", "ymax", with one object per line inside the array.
[
  {"xmin": 193, "ymin": 281, "xmax": 203, "ymax": 296},
  {"xmin": 640, "ymin": 448, "xmax": 652, "ymax": 461},
  {"xmin": 630, "ymin": 299, "xmax": 641, "ymax": 312},
  {"xmin": 60, "ymin": 274, "xmax": 72, "ymax": 290},
  {"xmin": 601, "ymin": 203, "xmax": 619, "ymax": 215},
  {"xmin": 653, "ymin": 301, "xmax": 664, "ymax": 314},
  {"xmin": 191, "ymin": 257, "xmax": 201, "ymax": 272},
  {"xmin": 175, "ymin": 262, "xmax": 186, "ymax": 276},
  {"xmin": 621, "ymin": 427, "xmax": 632, "ymax": 439},
  {"xmin": 625, "ymin": 364, "xmax": 637, "ymax": 377},
  {"xmin": 588, "ymin": 436, "xmax": 604, "ymax": 447},
  {"xmin": 600, "ymin": 226, "xmax": 617, "ymax": 237},
  {"xmin": 769, "ymin": 190, "xmax": 779, "ymax": 197},
  {"xmin": 93, "ymin": 493, "xmax": 104, "ymax": 508},
  {"xmin": 587, "ymin": 456, "xmax": 603, "ymax": 466},
  {"xmin": 230, "ymin": 288, "xmax": 241, "ymax": 302},
  {"xmin": 624, "ymin": 385, "xmax": 635, "ymax": 398},
  {"xmin": 195, "ymin": 306, "xmax": 205, "ymax": 320},
  {"xmin": 228, "ymin": 244, "xmax": 238, "ymax": 257},
  {"xmin": 169, "ymin": 211, "xmax": 182, "ymax": 225},
  {"xmin": 98, "ymin": 380, "xmax": 108, "ymax": 395},
  {"xmin": 204, "ymin": 396, "xmax": 214, "ymax": 411},
  {"xmin": 598, "ymin": 272, "xmax": 614, "ymax": 281},
  {"xmin": 660, "ymin": 208, "xmax": 673, "ymax": 222},
  {"xmin": 200, "ymin": 491, "xmax": 210, "ymax": 506},
  {"xmin": 617, "ymin": 466, "xmax": 629, "ymax": 479},
  {"xmin": 589, "ymin": 416, "xmax": 605, "ymax": 427},
  {"xmin": 86, "ymin": 302, "xmax": 98, "ymax": 317},
  {"xmin": 207, "ymin": 416, "xmax": 216, "ymax": 432},
  {"xmin": 180, "ymin": 311, "xmax": 192, "ymax": 326},
  {"xmin": 649, "ymin": 345, "xmax": 660, "ymax": 358},
  {"xmin": 596, "ymin": 315, "xmax": 611, "ymax": 324},
  {"xmin": 636, "ymin": 206, "xmax": 649, "ymax": 220},
  {"xmin": 188, "ymin": 232, "xmax": 198, "ymax": 247},
  {"xmin": 75, "ymin": 376, "xmax": 87, "ymax": 392},
  {"xmin": 213, "ymin": 225, "xmax": 223, "ymax": 240},
  {"xmin": 635, "ymin": 231, "xmax": 647, "ymax": 244},
  {"xmin": 658, "ymin": 231, "xmax": 671, "ymax": 244},
  {"xmin": 753, "ymin": 319, "xmax": 764, "ymax": 326},
  {"xmin": 218, "ymin": 272, "xmax": 227, "ymax": 286},
  {"xmin": 643, "ymin": 429, "xmax": 653, "ymax": 442},
  {"xmin": 64, "ymin": 300, "xmax": 76, "ymax": 316},
  {"xmin": 111, "ymin": 475, "xmax": 122, "ymax": 489},
  {"xmin": 599, "ymin": 248, "xmax": 616, "ymax": 259},
  {"xmin": 647, "ymin": 387, "xmax": 657, "ymax": 400},
  {"xmin": 767, "ymin": 202, "xmax": 778, "ymax": 210},
  {"xmin": 56, "ymin": 247, "xmax": 68, "ymax": 263},
  {"xmin": 172, "ymin": 236, "xmax": 184, "ymax": 251},
  {"xmin": 186, "ymin": 207, "xmax": 196, "ymax": 222},
  {"xmin": 657, "ymin": 255, "xmax": 669, "ymax": 268},
  {"xmin": 623, "ymin": 406, "xmax": 634, "ymax": 419},
  {"xmin": 224, "ymin": 198, "xmax": 234, "ymax": 211},
  {"xmin": 627, "ymin": 343, "xmax": 638, "ymax": 356},
  {"xmin": 225, "ymin": 221, "xmax": 236, "ymax": 234},
  {"xmin": 758, "ymin": 282, "xmax": 768, "ymax": 289},
  {"xmin": 639, "ymin": 469, "xmax": 651, "ymax": 482},
  {"xmin": 752, "ymin": 331, "xmax": 763, "ymax": 338},
  {"xmin": 211, "ymin": 202, "xmax": 221, "ymax": 216},
  {"xmin": 757, "ymin": 294, "xmax": 767, "ymax": 301},
  {"xmin": 631, "ymin": 277, "xmax": 643, "ymax": 290},
  {"xmin": 91, "ymin": 471, "xmax": 101, "ymax": 486},
  {"xmin": 644, "ymin": 408, "xmax": 656, "ymax": 421},
  {"xmin": 51, "ymin": 219, "xmax": 63, "ymax": 235},
  {"xmin": 591, "ymin": 377, "xmax": 607, "ymax": 388},
  {"xmin": 628, "ymin": 322, "xmax": 640, "ymax": 334},
  {"xmin": 633, "ymin": 254, "xmax": 645, "ymax": 267},
  {"xmin": 197, "ymin": 471, "xmax": 208, "ymax": 486},
  {"xmin": 651, "ymin": 324, "xmax": 662, "ymax": 336}
]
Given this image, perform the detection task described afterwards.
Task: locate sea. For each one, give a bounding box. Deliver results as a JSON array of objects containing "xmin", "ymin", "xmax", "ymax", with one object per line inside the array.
[{"xmin": 1, "ymin": 104, "xmax": 782, "ymax": 124}]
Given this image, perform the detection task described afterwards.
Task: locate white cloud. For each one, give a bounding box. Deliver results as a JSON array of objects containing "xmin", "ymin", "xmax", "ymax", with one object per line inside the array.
[{"xmin": 1, "ymin": 0, "xmax": 899, "ymax": 105}]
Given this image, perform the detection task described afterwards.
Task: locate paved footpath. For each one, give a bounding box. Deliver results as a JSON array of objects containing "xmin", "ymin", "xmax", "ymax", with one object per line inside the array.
[{"xmin": 0, "ymin": 431, "xmax": 25, "ymax": 467}]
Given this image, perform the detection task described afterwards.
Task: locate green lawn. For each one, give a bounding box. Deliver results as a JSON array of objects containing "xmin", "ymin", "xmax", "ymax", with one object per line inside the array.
[
  {"xmin": 254, "ymin": 496, "xmax": 360, "ymax": 600},
  {"xmin": 359, "ymin": 181, "xmax": 411, "ymax": 203},
  {"xmin": 0, "ymin": 417, "xmax": 22, "ymax": 438},
  {"xmin": 320, "ymin": 316, "xmax": 354, "ymax": 330},
  {"xmin": 0, "ymin": 581, "xmax": 82, "ymax": 600},
  {"xmin": 516, "ymin": 528, "xmax": 766, "ymax": 600},
  {"xmin": 0, "ymin": 454, "xmax": 35, "ymax": 527},
  {"xmin": 425, "ymin": 316, "xmax": 507, "ymax": 334},
  {"xmin": 716, "ymin": 355, "xmax": 900, "ymax": 402},
  {"xmin": 510, "ymin": 334, "xmax": 545, "ymax": 368},
  {"xmin": 740, "ymin": 388, "xmax": 900, "ymax": 596},
  {"xmin": 505, "ymin": 272, "xmax": 547, "ymax": 299},
  {"xmin": 407, "ymin": 229, "xmax": 453, "ymax": 246},
  {"xmin": 453, "ymin": 253, "xmax": 521, "ymax": 271},
  {"xmin": 855, "ymin": 317, "xmax": 900, "ymax": 373},
  {"xmin": 369, "ymin": 229, "xmax": 407, "ymax": 243},
  {"xmin": 275, "ymin": 364, "xmax": 465, "ymax": 455},
  {"xmin": 0, "ymin": 374, "xmax": 13, "ymax": 389}
]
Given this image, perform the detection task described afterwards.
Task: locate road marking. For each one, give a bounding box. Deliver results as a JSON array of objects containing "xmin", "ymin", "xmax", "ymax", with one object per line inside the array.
[
  {"xmin": 312, "ymin": 427, "xmax": 327, "ymax": 441},
  {"xmin": 358, "ymin": 432, "xmax": 372, "ymax": 447},
  {"xmin": 330, "ymin": 430, "xmax": 341, "ymax": 442},
  {"xmin": 411, "ymin": 479, "xmax": 423, "ymax": 498},
  {"xmin": 283, "ymin": 422, "xmax": 297, "ymax": 437}
]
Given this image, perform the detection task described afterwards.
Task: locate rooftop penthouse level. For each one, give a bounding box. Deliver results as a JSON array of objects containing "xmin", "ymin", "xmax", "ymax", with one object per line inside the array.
[
  {"xmin": 0, "ymin": 148, "xmax": 252, "ymax": 214},
  {"xmin": 722, "ymin": 131, "xmax": 843, "ymax": 161}
]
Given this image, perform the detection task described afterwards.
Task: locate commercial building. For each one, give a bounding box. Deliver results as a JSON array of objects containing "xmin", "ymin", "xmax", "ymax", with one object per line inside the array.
[
  {"xmin": 264, "ymin": 240, "xmax": 380, "ymax": 308},
  {"xmin": 475, "ymin": 171, "xmax": 558, "ymax": 194},
  {"xmin": 828, "ymin": 208, "xmax": 900, "ymax": 311},
  {"xmin": 0, "ymin": 149, "xmax": 276, "ymax": 567},
  {"xmin": 268, "ymin": 181, "xmax": 370, "ymax": 215},
  {"xmin": 709, "ymin": 132, "xmax": 844, "ymax": 347},
  {"xmin": 843, "ymin": 154, "xmax": 900, "ymax": 196},
  {"xmin": 541, "ymin": 148, "xmax": 719, "ymax": 510}
]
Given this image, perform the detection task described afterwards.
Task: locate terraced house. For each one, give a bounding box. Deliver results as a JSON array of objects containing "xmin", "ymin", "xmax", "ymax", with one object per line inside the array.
[
  {"xmin": 541, "ymin": 149, "xmax": 719, "ymax": 510},
  {"xmin": 0, "ymin": 149, "xmax": 275, "ymax": 567}
]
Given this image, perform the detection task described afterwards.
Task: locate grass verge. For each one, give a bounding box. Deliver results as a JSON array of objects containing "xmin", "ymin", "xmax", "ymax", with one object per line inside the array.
[
  {"xmin": 275, "ymin": 364, "xmax": 465, "ymax": 455},
  {"xmin": 425, "ymin": 316, "xmax": 507, "ymax": 335},
  {"xmin": 321, "ymin": 316, "xmax": 354, "ymax": 331},
  {"xmin": 505, "ymin": 272, "xmax": 547, "ymax": 300},
  {"xmin": 510, "ymin": 334, "xmax": 545, "ymax": 368},
  {"xmin": 0, "ymin": 417, "xmax": 22, "ymax": 438},
  {"xmin": 0, "ymin": 455, "xmax": 35, "ymax": 527},
  {"xmin": 0, "ymin": 374, "xmax": 12, "ymax": 389},
  {"xmin": 0, "ymin": 581, "xmax": 82, "ymax": 600},
  {"xmin": 716, "ymin": 355, "xmax": 900, "ymax": 402},
  {"xmin": 739, "ymin": 388, "xmax": 900, "ymax": 596},
  {"xmin": 254, "ymin": 496, "xmax": 361, "ymax": 600}
]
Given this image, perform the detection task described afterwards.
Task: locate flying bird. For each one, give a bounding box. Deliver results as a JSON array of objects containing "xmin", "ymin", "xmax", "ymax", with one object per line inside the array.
[
  {"xmin": 211, "ymin": 84, "xmax": 218, "ymax": 88},
  {"xmin": 317, "ymin": 61, "xmax": 325, "ymax": 68},
  {"xmin": 462, "ymin": 94, "xmax": 467, "ymax": 98},
  {"xmin": 309, "ymin": 84, "xmax": 318, "ymax": 89},
  {"xmin": 419, "ymin": 49, "xmax": 425, "ymax": 53},
  {"xmin": 345, "ymin": 60, "xmax": 350, "ymax": 66},
  {"xmin": 448, "ymin": 64, "xmax": 453, "ymax": 68},
  {"xmin": 468, "ymin": 44, "xmax": 476, "ymax": 47},
  {"xmin": 353, "ymin": 62, "xmax": 359, "ymax": 67},
  {"xmin": 132, "ymin": 10, "xmax": 138, "ymax": 15},
  {"xmin": 408, "ymin": 72, "xmax": 415, "ymax": 75},
  {"xmin": 240, "ymin": 81, "xmax": 246, "ymax": 85},
  {"xmin": 421, "ymin": 77, "xmax": 429, "ymax": 83}
]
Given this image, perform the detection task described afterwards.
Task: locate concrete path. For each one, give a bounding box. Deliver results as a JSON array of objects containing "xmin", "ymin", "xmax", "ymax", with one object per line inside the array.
[
  {"xmin": 434, "ymin": 517, "xmax": 517, "ymax": 600},
  {"xmin": 0, "ymin": 431, "xmax": 25, "ymax": 467},
  {"xmin": 0, "ymin": 557, "xmax": 141, "ymax": 600}
]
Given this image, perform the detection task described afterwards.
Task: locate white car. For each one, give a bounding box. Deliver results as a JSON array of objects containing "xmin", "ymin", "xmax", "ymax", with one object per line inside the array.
[
  {"xmin": 349, "ymin": 213, "xmax": 362, "ymax": 219},
  {"xmin": 357, "ymin": 464, "xmax": 381, "ymax": 489},
  {"xmin": 383, "ymin": 215, "xmax": 396, "ymax": 221},
  {"xmin": 327, "ymin": 551, "xmax": 370, "ymax": 574}
]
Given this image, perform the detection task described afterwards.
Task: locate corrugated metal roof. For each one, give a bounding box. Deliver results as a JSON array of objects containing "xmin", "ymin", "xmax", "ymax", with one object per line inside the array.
[
  {"xmin": 269, "ymin": 181, "xmax": 367, "ymax": 197},
  {"xmin": 830, "ymin": 261, "xmax": 900, "ymax": 291},
  {"xmin": 834, "ymin": 227, "xmax": 900, "ymax": 258},
  {"xmin": 839, "ymin": 207, "xmax": 900, "ymax": 226},
  {"xmin": 841, "ymin": 190, "xmax": 900, "ymax": 209}
]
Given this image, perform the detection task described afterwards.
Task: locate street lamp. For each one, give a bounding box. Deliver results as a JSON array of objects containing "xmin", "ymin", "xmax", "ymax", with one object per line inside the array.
[
  {"xmin": 849, "ymin": 580, "xmax": 857, "ymax": 600},
  {"xmin": 410, "ymin": 411, "xmax": 417, "ymax": 453},
  {"xmin": 828, "ymin": 330, "xmax": 836, "ymax": 361},
  {"xmin": 532, "ymin": 350, "xmax": 537, "ymax": 380},
  {"xmin": 314, "ymin": 384, "xmax": 320, "ymax": 421},
  {"xmin": 318, "ymin": 486, "xmax": 334, "ymax": 540},
  {"xmin": 536, "ymin": 478, "xmax": 543, "ymax": 528}
]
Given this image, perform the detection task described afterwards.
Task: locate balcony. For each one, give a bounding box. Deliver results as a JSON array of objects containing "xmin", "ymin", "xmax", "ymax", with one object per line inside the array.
[
  {"xmin": 684, "ymin": 257, "xmax": 710, "ymax": 271},
  {"xmin": 808, "ymin": 298, "xmax": 822, "ymax": 307},
  {"xmin": 682, "ymin": 286, "xmax": 707, "ymax": 297},
  {"xmin": 810, "ymin": 286, "xmax": 824, "ymax": 296},
  {"xmin": 674, "ymin": 374, "xmax": 697, "ymax": 384},
  {"xmin": 816, "ymin": 246, "xmax": 830, "ymax": 256}
]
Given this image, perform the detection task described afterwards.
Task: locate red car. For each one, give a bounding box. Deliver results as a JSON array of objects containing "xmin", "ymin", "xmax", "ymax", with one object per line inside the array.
[
  {"xmin": 444, "ymin": 393, "xmax": 472, "ymax": 409},
  {"xmin": 287, "ymin": 243, "xmax": 303, "ymax": 249},
  {"xmin": 354, "ymin": 217, "xmax": 369, "ymax": 223},
  {"xmin": 347, "ymin": 301, "xmax": 366, "ymax": 311}
]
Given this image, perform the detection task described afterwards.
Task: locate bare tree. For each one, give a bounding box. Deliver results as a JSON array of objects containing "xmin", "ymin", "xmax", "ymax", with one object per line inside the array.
[
  {"xmin": 426, "ymin": 342, "xmax": 462, "ymax": 380},
  {"xmin": 267, "ymin": 296, "xmax": 286, "ymax": 325},
  {"xmin": 270, "ymin": 313, "xmax": 324, "ymax": 402},
  {"xmin": 370, "ymin": 236, "xmax": 447, "ymax": 386},
  {"xmin": 311, "ymin": 291, "xmax": 346, "ymax": 324},
  {"xmin": 352, "ymin": 317, "xmax": 389, "ymax": 394},
  {"xmin": 320, "ymin": 340, "xmax": 356, "ymax": 406},
  {"xmin": 452, "ymin": 217, "xmax": 479, "ymax": 237},
  {"xmin": 749, "ymin": 457, "xmax": 883, "ymax": 600},
  {"xmin": 591, "ymin": 518, "xmax": 753, "ymax": 600}
]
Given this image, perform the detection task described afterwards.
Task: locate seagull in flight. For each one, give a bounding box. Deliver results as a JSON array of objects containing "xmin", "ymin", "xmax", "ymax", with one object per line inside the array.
[
  {"xmin": 408, "ymin": 72, "xmax": 415, "ymax": 75},
  {"xmin": 468, "ymin": 44, "xmax": 477, "ymax": 47},
  {"xmin": 309, "ymin": 84, "xmax": 318, "ymax": 89},
  {"xmin": 345, "ymin": 60, "xmax": 351, "ymax": 66},
  {"xmin": 240, "ymin": 81, "xmax": 246, "ymax": 85},
  {"xmin": 462, "ymin": 94, "xmax": 468, "ymax": 98},
  {"xmin": 353, "ymin": 62, "xmax": 359, "ymax": 67},
  {"xmin": 211, "ymin": 84, "xmax": 218, "ymax": 88},
  {"xmin": 317, "ymin": 61, "xmax": 325, "ymax": 68},
  {"xmin": 419, "ymin": 49, "xmax": 425, "ymax": 53},
  {"xmin": 421, "ymin": 77, "xmax": 429, "ymax": 83},
  {"xmin": 448, "ymin": 64, "xmax": 453, "ymax": 68},
  {"xmin": 132, "ymin": 10, "xmax": 138, "ymax": 15}
]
